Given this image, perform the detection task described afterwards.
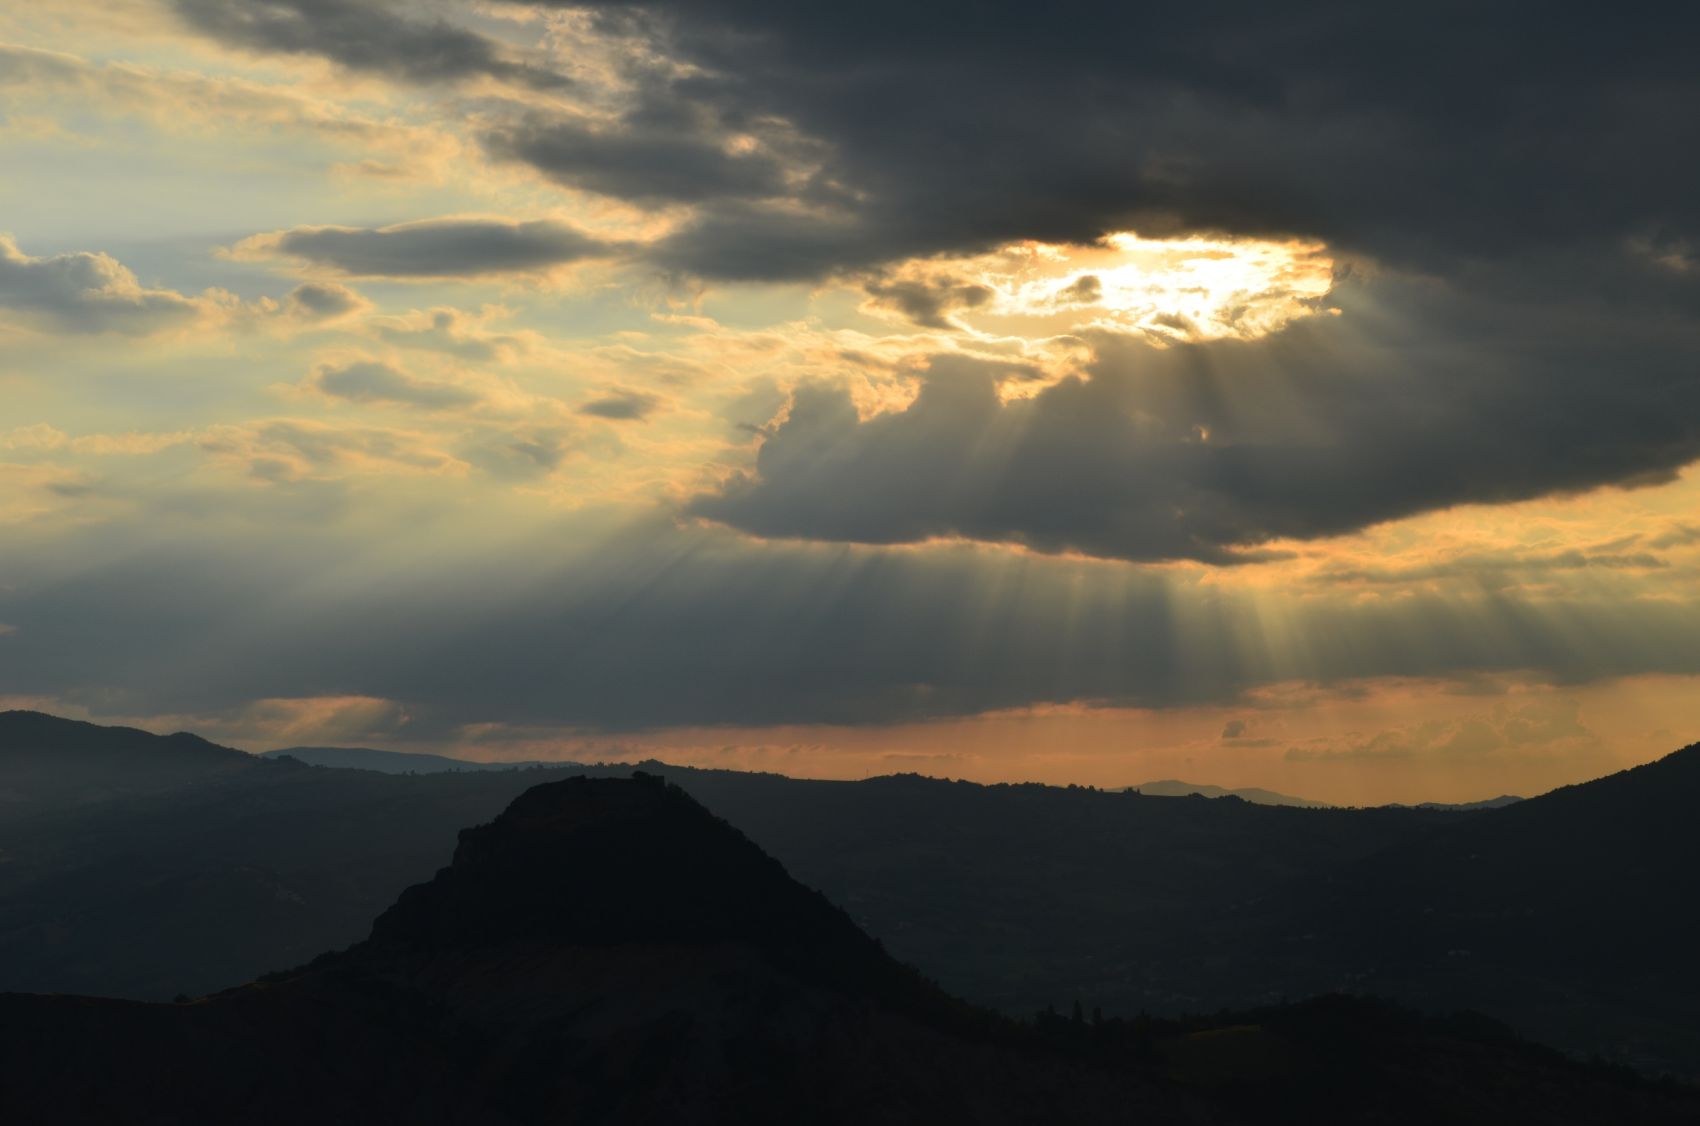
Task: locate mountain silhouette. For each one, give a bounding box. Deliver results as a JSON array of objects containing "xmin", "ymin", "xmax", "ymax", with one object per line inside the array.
[
  {"xmin": 4, "ymin": 773, "xmax": 1697, "ymax": 1125},
  {"xmin": 359, "ymin": 772, "xmax": 936, "ymax": 1007}
]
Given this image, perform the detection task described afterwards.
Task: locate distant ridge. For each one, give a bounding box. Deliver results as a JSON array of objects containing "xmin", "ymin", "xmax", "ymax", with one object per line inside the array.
[
  {"xmin": 1127, "ymin": 777, "xmax": 1525, "ymax": 811},
  {"xmin": 262, "ymin": 745, "xmax": 554, "ymax": 774},
  {"xmin": 1404, "ymin": 795, "xmax": 1523, "ymax": 811},
  {"xmin": 1128, "ymin": 779, "xmax": 1329, "ymax": 808},
  {"xmin": 0, "ymin": 710, "xmax": 259, "ymax": 807}
]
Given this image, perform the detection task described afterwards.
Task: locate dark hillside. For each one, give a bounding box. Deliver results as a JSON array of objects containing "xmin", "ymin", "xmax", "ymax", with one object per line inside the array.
[{"xmin": 0, "ymin": 711, "xmax": 256, "ymax": 810}]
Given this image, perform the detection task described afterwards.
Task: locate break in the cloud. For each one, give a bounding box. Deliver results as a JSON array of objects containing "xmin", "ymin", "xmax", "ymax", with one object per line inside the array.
[{"xmin": 233, "ymin": 218, "xmax": 625, "ymax": 279}]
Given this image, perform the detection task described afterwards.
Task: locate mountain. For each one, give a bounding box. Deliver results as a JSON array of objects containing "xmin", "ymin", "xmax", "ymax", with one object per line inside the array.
[
  {"xmin": 1129, "ymin": 780, "xmax": 1330, "ymax": 808},
  {"xmin": 262, "ymin": 745, "xmax": 553, "ymax": 773},
  {"xmin": 4, "ymin": 714, "xmax": 1700, "ymax": 1078},
  {"xmin": 0, "ymin": 710, "xmax": 260, "ymax": 810},
  {"xmin": 3, "ymin": 775, "xmax": 1695, "ymax": 1125}
]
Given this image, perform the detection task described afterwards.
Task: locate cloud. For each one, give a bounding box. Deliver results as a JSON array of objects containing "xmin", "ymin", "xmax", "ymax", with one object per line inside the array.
[
  {"xmin": 458, "ymin": 426, "xmax": 579, "ymax": 480},
  {"xmin": 4, "ymin": 512, "xmax": 1700, "ymax": 733},
  {"xmin": 284, "ymin": 282, "xmax": 365, "ymax": 320},
  {"xmin": 1314, "ymin": 545, "xmax": 1670, "ymax": 589},
  {"xmin": 370, "ymin": 308, "xmax": 527, "ymax": 362},
  {"xmin": 1649, "ymin": 523, "xmax": 1700, "ymax": 551},
  {"xmin": 579, "ymin": 388, "xmax": 662, "ymax": 421},
  {"xmin": 688, "ymin": 274, "xmax": 1700, "ymax": 564},
  {"xmin": 862, "ymin": 274, "xmax": 995, "ymax": 330},
  {"xmin": 1054, "ymin": 275, "xmax": 1102, "ymax": 306},
  {"xmin": 485, "ymin": 112, "xmax": 794, "ymax": 205},
  {"xmin": 0, "ymin": 461, "xmax": 103, "ymax": 523},
  {"xmin": 305, "ymin": 359, "xmax": 483, "ymax": 410},
  {"xmin": 198, "ymin": 419, "xmax": 466, "ymax": 482},
  {"xmin": 509, "ymin": 3, "xmax": 1700, "ymax": 288},
  {"xmin": 233, "ymin": 218, "xmax": 624, "ymax": 279},
  {"xmin": 169, "ymin": 0, "xmax": 568, "ymax": 90},
  {"xmin": 1285, "ymin": 698, "xmax": 1601, "ymax": 764},
  {"xmin": 0, "ymin": 234, "xmax": 203, "ymax": 334},
  {"xmin": 0, "ymin": 42, "xmax": 364, "ymax": 134},
  {"xmin": 232, "ymin": 694, "xmax": 410, "ymax": 747}
]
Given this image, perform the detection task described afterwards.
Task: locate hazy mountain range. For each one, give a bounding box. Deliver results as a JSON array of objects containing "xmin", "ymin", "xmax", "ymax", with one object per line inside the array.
[
  {"xmin": 1126, "ymin": 780, "xmax": 1332, "ymax": 808},
  {"xmin": 265, "ymin": 747, "xmax": 1522, "ymax": 811},
  {"xmin": 0, "ymin": 711, "xmax": 1694, "ymax": 1084}
]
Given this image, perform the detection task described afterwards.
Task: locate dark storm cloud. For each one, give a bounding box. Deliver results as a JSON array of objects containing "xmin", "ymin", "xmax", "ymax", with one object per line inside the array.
[
  {"xmin": 245, "ymin": 219, "xmax": 622, "ymax": 278},
  {"xmin": 171, "ymin": 0, "xmax": 568, "ymax": 89},
  {"xmin": 545, "ymin": 2, "xmax": 1700, "ymax": 280},
  {"xmin": 690, "ymin": 274, "xmax": 1700, "ymax": 564},
  {"xmin": 5, "ymin": 516, "xmax": 1700, "ymax": 733},
  {"xmin": 485, "ymin": 113, "xmax": 792, "ymax": 205},
  {"xmin": 174, "ymin": 3, "xmax": 1700, "ymax": 282},
  {"xmin": 579, "ymin": 388, "xmax": 663, "ymax": 421}
]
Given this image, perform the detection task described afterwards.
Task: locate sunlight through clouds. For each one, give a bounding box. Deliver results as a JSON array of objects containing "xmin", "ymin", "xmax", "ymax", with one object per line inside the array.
[
  {"xmin": 862, "ymin": 233, "xmax": 1337, "ymax": 345},
  {"xmin": 0, "ymin": 0, "xmax": 1695, "ymax": 801}
]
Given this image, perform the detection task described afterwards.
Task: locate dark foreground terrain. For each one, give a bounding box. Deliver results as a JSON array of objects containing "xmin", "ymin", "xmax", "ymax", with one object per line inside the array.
[
  {"xmin": 3, "ymin": 711, "xmax": 1699, "ymax": 1079},
  {"xmin": 3, "ymin": 774, "xmax": 1695, "ymax": 1125}
]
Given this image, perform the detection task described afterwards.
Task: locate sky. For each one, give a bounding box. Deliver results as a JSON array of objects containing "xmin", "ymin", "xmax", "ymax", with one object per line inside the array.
[{"xmin": 2, "ymin": 1, "xmax": 1698, "ymax": 803}]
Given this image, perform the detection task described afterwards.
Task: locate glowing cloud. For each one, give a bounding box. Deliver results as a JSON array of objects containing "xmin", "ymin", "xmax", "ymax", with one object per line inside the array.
[{"xmin": 863, "ymin": 233, "xmax": 1336, "ymax": 343}]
